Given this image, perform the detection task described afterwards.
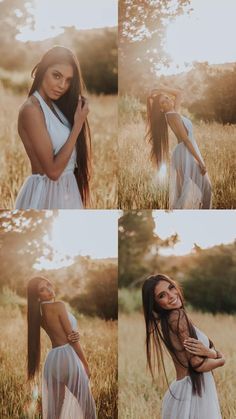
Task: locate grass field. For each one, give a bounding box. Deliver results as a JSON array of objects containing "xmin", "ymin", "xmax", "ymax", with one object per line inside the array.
[
  {"xmin": 119, "ymin": 311, "xmax": 236, "ymax": 419},
  {"xmin": 0, "ymin": 85, "xmax": 117, "ymax": 209},
  {"xmin": 118, "ymin": 95, "xmax": 236, "ymax": 209},
  {"xmin": 0, "ymin": 303, "xmax": 117, "ymax": 419}
]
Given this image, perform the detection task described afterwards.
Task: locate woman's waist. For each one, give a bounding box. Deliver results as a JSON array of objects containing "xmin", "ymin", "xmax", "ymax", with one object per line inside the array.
[{"xmin": 30, "ymin": 167, "xmax": 76, "ymax": 179}]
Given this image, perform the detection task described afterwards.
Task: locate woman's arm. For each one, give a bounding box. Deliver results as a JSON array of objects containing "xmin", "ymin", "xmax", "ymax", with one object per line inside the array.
[
  {"xmin": 19, "ymin": 97, "xmax": 89, "ymax": 181},
  {"xmin": 150, "ymin": 85, "xmax": 182, "ymax": 111},
  {"xmin": 166, "ymin": 113, "xmax": 207, "ymax": 175},
  {"xmin": 168, "ymin": 309, "xmax": 225, "ymax": 373},
  {"xmin": 184, "ymin": 337, "xmax": 217, "ymax": 359},
  {"xmin": 193, "ymin": 355, "xmax": 225, "ymax": 373},
  {"xmin": 57, "ymin": 302, "xmax": 91, "ymax": 377}
]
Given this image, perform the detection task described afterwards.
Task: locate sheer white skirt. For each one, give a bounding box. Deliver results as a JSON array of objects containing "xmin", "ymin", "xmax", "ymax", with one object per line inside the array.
[
  {"xmin": 162, "ymin": 374, "xmax": 222, "ymax": 419},
  {"xmin": 15, "ymin": 171, "xmax": 83, "ymax": 210},
  {"xmin": 42, "ymin": 344, "xmax": 96, "ymax": 419},
  {"xmin": 170, "ymin": 143, "xmax": 212, "ymax": 209}
]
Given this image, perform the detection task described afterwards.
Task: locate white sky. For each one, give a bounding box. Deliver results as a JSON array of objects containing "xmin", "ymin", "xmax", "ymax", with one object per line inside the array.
[
  {"xmin": 36, "ymin": 210, "xmax": 119, "ymax": 270},
  {"xmin": 18, "ymin": 0, "xmax": 117, "ymax": 42},
  {"xmin": 162, "ymin": 0, "xmax": 236, "ymax": 75},
  {"xmin": 154, "ymin": 210, "xmax": 236, "ymax": 256}
]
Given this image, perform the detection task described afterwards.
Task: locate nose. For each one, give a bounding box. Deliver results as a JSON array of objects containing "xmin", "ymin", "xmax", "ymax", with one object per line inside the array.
[{"xmin": 58, "ymin": 79, "xmax": 66, "ymax": 90}]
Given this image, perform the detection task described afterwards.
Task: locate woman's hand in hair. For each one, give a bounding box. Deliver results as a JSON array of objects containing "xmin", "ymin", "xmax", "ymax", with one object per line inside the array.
[
  {"xmin": 74, "ymin": 95, "xmax": 89, "ymax": 127},
  {"xmin": 67, "ymin": 330, "xmax": 80, "ymax": 343},
  {"xmin": 184, "ymin": 337, "xmax": 217, "ymax": 358}
]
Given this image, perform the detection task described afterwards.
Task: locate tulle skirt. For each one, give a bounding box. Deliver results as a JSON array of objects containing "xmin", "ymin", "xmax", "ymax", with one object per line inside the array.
[
  {"xmin": 15, "ymin": 171, "xmax": 83, "ymax": 210},
  {"xmin": 170, "ymin": 143, "xmax": 212, "ymax": 209},
  {"xmin": 162, "ymin": 374, "xmax": 222, "ymax": 419},
  {"xmin": 42, "ymin": 344, "xmax": 96, "ymax": 419}
]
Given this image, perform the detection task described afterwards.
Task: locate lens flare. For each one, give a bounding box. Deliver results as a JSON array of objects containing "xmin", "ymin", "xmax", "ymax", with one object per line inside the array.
[{"xmin": 158, "ymin": 163, "xmax": 167, "ymax": 180}]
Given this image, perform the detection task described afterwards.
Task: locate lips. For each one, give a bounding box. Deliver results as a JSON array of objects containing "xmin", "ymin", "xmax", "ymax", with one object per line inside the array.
[
  {"xmin": 53, "ymin": 91, "xmax": 63, "ymax": 96},
  {"xmin": 170, "ymin": 296, "xmax": 178, "ymax": 305}
]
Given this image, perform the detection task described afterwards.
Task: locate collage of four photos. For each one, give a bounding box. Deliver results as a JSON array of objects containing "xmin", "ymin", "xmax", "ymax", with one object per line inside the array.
[{"xmin": 0, "ymin": 0, "xmax": 236, "ymax": 418}]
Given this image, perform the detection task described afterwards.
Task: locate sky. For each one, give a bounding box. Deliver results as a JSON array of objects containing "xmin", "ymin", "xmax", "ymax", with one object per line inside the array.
[
  {"xmin": 154, "ymin": 210, "xmax": 236, "ymax": 256},
  {"xmin": 18, "ymin": 0, "xmax": 117, "ymax": 42},
  {"xmin": 36, "ymin": 210, "xmax": 119, "ymax": 270},
  {"xmin": 162, "ymin": 0, "xmax": 236, "ymax": 75}
]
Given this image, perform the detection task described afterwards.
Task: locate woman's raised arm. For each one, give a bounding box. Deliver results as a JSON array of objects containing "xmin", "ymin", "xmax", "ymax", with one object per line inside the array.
[{"xmin": 149, "ymin": 85, "xmax": 182, "ymax": 111}]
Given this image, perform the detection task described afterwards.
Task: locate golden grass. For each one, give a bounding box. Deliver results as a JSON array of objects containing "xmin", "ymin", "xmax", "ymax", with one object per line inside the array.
[
  {"xmin": 119, "ymin": 312, "xmax": 236, "ymax": 419},
  {"xmin": 118, "ymin": 96, "xmax": 236, "ymax": 209},
  {"xmin": 0, "ymin": 85, "xmax": 117, "ymax": 209},
  {"xmin": 0, "ymin": 305, "xmax": 117, "ymax": 418}
]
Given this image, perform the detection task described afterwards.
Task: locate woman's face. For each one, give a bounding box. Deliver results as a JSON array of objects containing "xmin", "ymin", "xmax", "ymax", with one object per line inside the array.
[
  {"xmin": 37, "ymin": 279, "xmax": 55, "ymax": 302},
  {"xmin": 159, "ymin": 94, "xmax": 174, "ymax": 113},
  {"xmin": 40, "ymin": 63, "xmax": 74, "ymax": 100},
  {"xmin": 154, "ymin": 280, "xmax": 182, "ymax": 310}
]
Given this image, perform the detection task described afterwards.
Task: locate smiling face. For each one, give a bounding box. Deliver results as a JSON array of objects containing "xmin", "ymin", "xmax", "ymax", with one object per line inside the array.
[
  {"xmin": 37, "ymin": 279, "xmax": 55, "ymax": 302},
  {"xmin": 159, "ymin": 94, "xmax": 174, "ymax": 113},
  {"xmin": 39, "ymin": 63, "xmax": 74, "ymax": 101},
  {"xmin": 154, "ymin": 279, "xmax": 182, "ymax": 310}
]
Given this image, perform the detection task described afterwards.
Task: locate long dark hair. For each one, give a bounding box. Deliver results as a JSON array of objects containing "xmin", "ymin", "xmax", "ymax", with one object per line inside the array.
[
  {"xmin": 146, "ymin": 95, "xmax": 169, "ymax": 168},
  {"xmin": 27, "ymin": 276, "xmax": 49, "ymax": 380},
  {"xmin": 28, "ymin": 46, "xmax": 91, "ymax": 205},
  {"xmin": 142, "ymin": 274, "xmax": 204, "ymax": 397}
]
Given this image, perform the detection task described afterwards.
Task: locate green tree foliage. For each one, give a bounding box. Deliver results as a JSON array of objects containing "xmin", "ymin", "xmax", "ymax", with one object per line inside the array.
[
  {"xmin": 188, "ymin": 65, "xmax": 236, "ymax": 124},
  {"xmin": 119, "ymin": 0, "xmax": 191, "ymax": 94},
  {"xmin": 183, "ymin": 243, "xmax": 236, "ymax": 313},
  {"xmin": 119, "ymin": 211, "xmax": 178, "ymax": 287}
]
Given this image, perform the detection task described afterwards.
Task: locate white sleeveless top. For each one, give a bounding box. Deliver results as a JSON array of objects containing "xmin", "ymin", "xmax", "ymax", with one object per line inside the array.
[{"xmin": 33, "ymin": 90, "xmax": 77, "ymax": 174}]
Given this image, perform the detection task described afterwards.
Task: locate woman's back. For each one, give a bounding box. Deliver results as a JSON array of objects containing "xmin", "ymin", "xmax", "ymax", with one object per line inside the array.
[{"xmin": 41, "ymin": 301, "xmax": 76, "ymax": 348}]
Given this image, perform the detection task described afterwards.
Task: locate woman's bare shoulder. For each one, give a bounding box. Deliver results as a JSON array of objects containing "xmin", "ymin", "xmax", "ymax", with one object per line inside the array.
[
  {"xmin": 168, "ymin": 308, "xmax": 187, "ymax": 330},
  {"xmin": 18, "ymin": 95, "xmax": 42, "ymax": 122}
]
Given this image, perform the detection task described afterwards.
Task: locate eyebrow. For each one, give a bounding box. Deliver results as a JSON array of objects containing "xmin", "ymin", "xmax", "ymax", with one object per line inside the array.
[
  {"xmin": 156, "ymin": 283, "xmax": 171, "ymax": 297},
  {"xmin": 52, "ymin": 69, "xmax": 73, "ymax": 80}
]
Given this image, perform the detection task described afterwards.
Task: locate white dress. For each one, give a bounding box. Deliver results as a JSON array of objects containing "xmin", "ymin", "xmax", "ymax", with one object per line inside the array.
[
  {"xmin": 167, "ymin": 112, "xmax": 212, "ymax": 209},
  {"xmin": 162, "ymin": 327, "xmax": 222, "ymax": 419},
  {"xmin": 42, "ymin": 311, "xmax": 96, "ymax": 419},
  {"xmin": 15, "ymin": 90, "xmax": 83, "ymax": 209}
]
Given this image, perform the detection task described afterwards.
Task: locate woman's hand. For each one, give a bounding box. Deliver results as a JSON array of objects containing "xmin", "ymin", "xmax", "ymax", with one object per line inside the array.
[
  {"xmin": 67, "ymin": 330, "xmax": 80, "ymax": 343},
  {"xmin": 83, "ymin": 364, "xmax": 91, "ymax": 379},
  {"xmin": 74, "ymin": 95, "xmax": 89, "ymax": 127},
  {"xmin": 199, "ymin": 162, "xmax": 207, "ymax": 175},
  {"xmin": 183, "ymin": 337, "xmax": 216, "ymax": 358}
]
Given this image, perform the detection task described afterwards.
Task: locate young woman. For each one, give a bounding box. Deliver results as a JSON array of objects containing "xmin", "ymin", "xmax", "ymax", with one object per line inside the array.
[
  {"xmin": 27, "ymin": 276, "xmax": 96, "ymax": 418},
  {"xmin": 15, "ymin": 46, "xmax": 91, "ymax": 209},
  {"xmin": 146, "ymin": 86, "xmax": 212, "ymax": 209},
  {"xmin": 142, "ymin": 274, "xmax": 224, "ymax": 419}
]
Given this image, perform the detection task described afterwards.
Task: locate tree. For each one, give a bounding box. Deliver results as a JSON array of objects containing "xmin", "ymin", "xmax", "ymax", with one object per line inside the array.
[
  {"xmin": 119, "ymin": 210, "xmax": 178, "ymax": 287},
  {"xmin": 189, "ymin": 65, "xmax": 236, "ymax": 124},
  {"xmin": 0, "ymin": 210, "xmax": 55, "ymax": 294},
  {"xmin": 119, "ymin": 0, "xmax": 191, "ymax": 93},
  {"xmin": 70, "ymin": 264, "xmax": 118, "ymax": 319},
  {"xmin": 0, "ymin": 0, "xmax": 34, "ymax": 70},
  {"xmin": 183, "ymin": 243, "xmax": 236, "ymax": 313}
]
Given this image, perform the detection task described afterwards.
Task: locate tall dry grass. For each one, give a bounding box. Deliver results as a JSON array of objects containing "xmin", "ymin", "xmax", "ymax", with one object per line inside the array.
[
  {"xmin": 0, "ymin": 85, "xmax": 117, "ymax": 209},
  {"xmin": 118, "ymin": 95, "xmax": 236, "ymax": 209},
  {"xmin": 0, "ymin": 304, "xmax": 117, "ymax": 418},
  {"xmin": 119, "ymin": 312, "xmax": 236, "ymax": 419}
]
